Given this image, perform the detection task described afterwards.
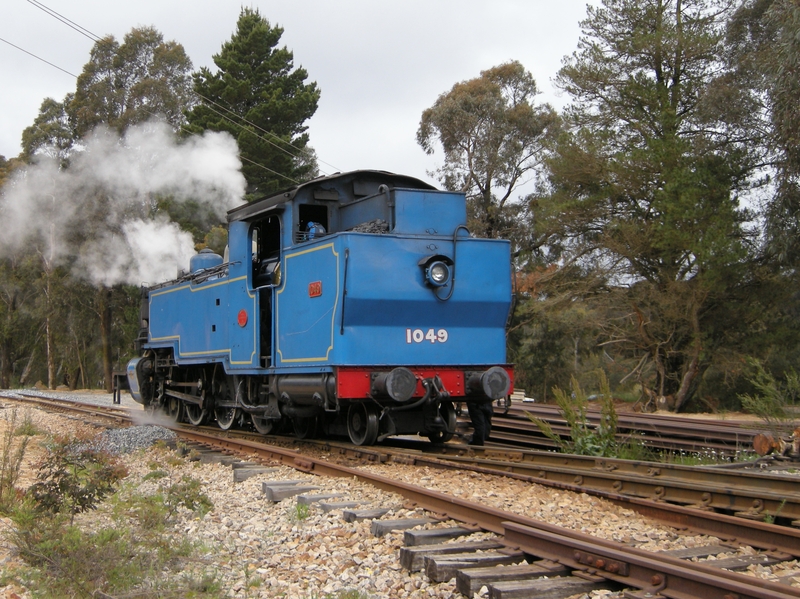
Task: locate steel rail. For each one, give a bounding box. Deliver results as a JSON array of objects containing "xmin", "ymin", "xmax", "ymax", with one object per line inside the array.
[
  {"xmin": 503, "ymin": 521, "xmax": 797, "ymax": 599},
  {"xmin": 482, "ymin": 415, "xmax": 754, "ymax": 453},
  {"xmin": 405, "ymin": 449, "xmax": 800, "ymax": 524},
  {"xmin": 499, "ymin": 403, "xmax": 764, "ymax": 445},
  {"xmin": 179, "ymin": 428, "xmax": 800, "ymax": 599},
  {"xmin": 306, "ymin": 437, "xmax": 800, "ymax": 554}
]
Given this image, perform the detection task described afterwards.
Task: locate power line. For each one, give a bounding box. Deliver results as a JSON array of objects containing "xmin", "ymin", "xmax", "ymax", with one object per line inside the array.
[
  {"xmin": 0, "ymin": 35, "xmax": 78, "ymax": 78},
  {"xmin": 1, "ymin": 35, "xmax": 300, "ymax": 185},
  {"xmin": 26, "ymin": 0, "xmax": 101, "ymax": 43},
  {"xmin": 25, "ymin": 0, "xmax": 339, "ymax": 176},
  {"xmin": 194, "ymin": 92, "xmax": 339, "ymax": 174}
]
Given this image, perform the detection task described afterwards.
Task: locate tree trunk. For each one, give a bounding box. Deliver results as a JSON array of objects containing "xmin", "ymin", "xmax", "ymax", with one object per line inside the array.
[
  {"xmin": 99, "ymin": 287, "xmax": 113, "ymax": 392},
  {"xmin": 0, "ymin": 340, "xmax": 10, "ymax": 388},
  {"xmin": 46, "ymin": 305, "xmax": 55, "ymax": 390}
]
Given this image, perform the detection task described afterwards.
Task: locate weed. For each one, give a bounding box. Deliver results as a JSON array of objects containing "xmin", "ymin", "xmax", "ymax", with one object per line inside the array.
[
  {"xmin": 143, "ymin": 469, "xmax": 169, "ymax": 481},
  {"xmin": 165, "ymin": 475, "xmax": 214, "ymax": 519},
  {"xmin": 13, "ymin": 411, "xmax": 40, "ymax": 437},
  {"xmin": 5, "ymin": 459, "xmax": 220, "ymax": 598},
  {"xmin": 764, "ymin": 499, "xmax": 787, "ymax": 525},
  {"xmin": 0, "ymin": 409, "xmax": 31, "ymax": 513},
  {"xmin": 739, "ymin": 358, "xmax": 799, "ymax": 434},
  {"xmin": 616, "ymin": 434, "xmax": 657, "ymax": 461},
  {"xmin": 292, "ymin": 501, "xmax": 311, "ymax": 523},
  {"xmin": 527, "ymin": 371, "xmax": 620, "ymax": 457},
  {"xmin": 6, "ymin": 500, "xmax": 223, "ymax": 598}
]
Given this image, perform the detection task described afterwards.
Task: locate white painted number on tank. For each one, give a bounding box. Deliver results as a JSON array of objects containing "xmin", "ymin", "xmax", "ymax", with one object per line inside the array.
[{"xmin": 406, "ymin": 328, "xmax": 448, "ymax": 344}]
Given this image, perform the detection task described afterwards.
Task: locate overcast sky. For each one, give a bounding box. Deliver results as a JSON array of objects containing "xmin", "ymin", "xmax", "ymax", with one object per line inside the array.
[{"xmin": 1, "ymin": 0, "xmax": 590, "ymax": 190}]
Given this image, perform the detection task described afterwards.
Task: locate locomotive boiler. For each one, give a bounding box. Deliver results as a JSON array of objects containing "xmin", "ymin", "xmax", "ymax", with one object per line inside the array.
[{"xmin": 126, "ymin": 170, "xmax": 513, "ymax": 445}]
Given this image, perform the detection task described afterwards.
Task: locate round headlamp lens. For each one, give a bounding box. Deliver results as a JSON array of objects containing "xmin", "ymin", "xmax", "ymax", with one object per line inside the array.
[{"xmin": 427, "ymin": 262, "xmax": 450, "ymax": 286}]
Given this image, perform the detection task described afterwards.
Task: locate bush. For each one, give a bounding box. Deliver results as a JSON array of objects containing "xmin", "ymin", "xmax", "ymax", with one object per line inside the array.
[
  {"xmin": 739, "ymin": 358, "xmax": 799, "ymax": 434},
  {"xmin": 527, "ymin": 371, "xmax": 620, "ymax": 457},
  {"xmin": 5, "ymin": 441, "xmax": 221, "ymax": 599},
  {"xmin": 27, "ymin": 438, "xmax": 128, "ymax": 523}
]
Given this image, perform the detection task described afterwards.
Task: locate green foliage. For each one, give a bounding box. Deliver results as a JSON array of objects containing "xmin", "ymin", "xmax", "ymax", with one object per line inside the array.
[
  {"xmin": 143, "ymin": 469, "xmax": 169, "ymax": 481},
  {"xmin": 8, "ymin": 25, "xmax": 194, "ymax": 392},
  {"xmin": 727, "ymin": 0, "xmax": 800, "ymax": 266},
  {"xmin": 739, "ymin": 358, "xmax": 799, "ymax": 432},
  {"xmin": 187, "ymin": 7, "xmax": 320, "ymax": 196},
  {"xmin": 527, "ymin": 371, "xmax": 620, "ymax": 457},
  {"xmin": 13, "ymin": 411, "xmax": 39, "ymax": 437},
  {"xmin": 114, "ymin": 473, "xmax": 213, "ymax": 531},
  {"xmin": 529, "ymin": 0, "xmax": 773, "ymax": 412},
  {"xmin": 6, "ymin": 495, "xmax": 222, "ymax": 598},
  {"xmin": 165, "ymin": 475, "xmax": 214, "ymax": 519},
  {"xmin": 27, "ymin": 438, "xmax": 128, "ymax": 522},
  {"xmin": 3, "ymin": 443, "xmax": 220, "ymax": 598},
  {"xmin": 417, "ymin": 60, "xmax": 558, "ymax": 245},
  {"xmin": 0, "ymin": 410, "xmax": 31, "ymax": 513},
  {"xmin": 200, "ymin": 225, "xmax": 229, "ymax": 256},
  {"xmin": 292, "ymin": 501, "xmax": 311, "ymax": 523},
  {"xmin": 69, "ymin": 27, "xmax": 193, "ymax": 139}
]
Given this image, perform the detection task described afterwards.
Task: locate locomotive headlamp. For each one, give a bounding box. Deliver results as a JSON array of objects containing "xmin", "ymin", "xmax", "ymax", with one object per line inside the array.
[{"xmin": 426, "ymin": 261, "xmax": 451, "ymax": 287}]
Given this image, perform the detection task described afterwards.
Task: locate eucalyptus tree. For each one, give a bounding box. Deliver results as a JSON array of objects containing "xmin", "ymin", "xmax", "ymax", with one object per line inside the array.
[
  {"xmin": 12, "ymin": 27, "xmax": 195, "ymax": 391},
  {"xmin": 726, "ymin": 0, "xmax": 800, "ymax": 266},
  {"xmin": 417, "ymin": 61, "xmax": 558, "ymax": 245}
]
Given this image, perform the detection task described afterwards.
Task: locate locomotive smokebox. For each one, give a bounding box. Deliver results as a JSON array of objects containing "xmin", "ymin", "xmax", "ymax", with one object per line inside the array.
[{"xmin": 467, "ymin": 367, "xmax": 511, "ymax": 400}]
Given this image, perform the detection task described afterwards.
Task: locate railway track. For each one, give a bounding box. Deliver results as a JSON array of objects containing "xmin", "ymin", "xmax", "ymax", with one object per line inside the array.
[
  {"xmin": 473, "ymin": 401, "xmax": 766, "ymax": 454},
  {"xmin": 2, "ymin": 390, "xmax": 799, "ymax": 598}
]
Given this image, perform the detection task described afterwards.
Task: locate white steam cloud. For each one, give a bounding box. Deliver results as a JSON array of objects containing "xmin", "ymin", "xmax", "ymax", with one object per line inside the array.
[{"xmin": 0, "ymin": 121, "xmax": 246, "ymax": 286}]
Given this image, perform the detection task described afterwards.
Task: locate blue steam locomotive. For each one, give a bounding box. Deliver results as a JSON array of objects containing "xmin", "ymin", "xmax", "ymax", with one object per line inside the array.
[{"xmin": 126, "ymin": 170, "xmax": 513, "ymax": 445}]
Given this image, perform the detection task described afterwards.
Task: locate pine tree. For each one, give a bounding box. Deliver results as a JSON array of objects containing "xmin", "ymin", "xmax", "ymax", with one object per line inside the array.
[{"xmin": 186, "ymin": 8, "xmax": 320, "ymax": 197}]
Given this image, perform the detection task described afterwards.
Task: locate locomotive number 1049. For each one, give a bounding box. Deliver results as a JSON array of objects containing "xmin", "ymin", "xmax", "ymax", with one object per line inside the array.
[{"xmin": 406, "ymin": 328, "xmax": 449, "ymax": 343}]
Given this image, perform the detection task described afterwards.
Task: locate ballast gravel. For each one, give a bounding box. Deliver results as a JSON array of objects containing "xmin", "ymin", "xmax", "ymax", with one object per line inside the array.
[
  {"xmin": 84, "ymin": 425, "xmax": 178, "ymax": 455},
  {"xmin": 0, "ymin": 392, "xmax": 797, "ymax": 598}
]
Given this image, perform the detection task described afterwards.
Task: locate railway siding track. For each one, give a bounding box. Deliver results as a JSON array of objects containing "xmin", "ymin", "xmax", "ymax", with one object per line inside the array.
[
  {"xmin": 4, "ymin": 391, "xmax": 800, "ymax": 598},
  {"xmin": 389, "ymin": 444, "xmax": 800, "ymax": 527},
  {"xmin": 482, "ymin": 403, "xmax": 766, "ymax": 454}
]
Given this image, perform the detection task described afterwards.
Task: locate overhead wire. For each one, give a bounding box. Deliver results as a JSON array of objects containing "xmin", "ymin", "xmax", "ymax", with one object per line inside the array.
[
  {"xmin": 2, "ymin": 34, "xmax": 299, "ymax": 184},
  {"xmin": 26, "ymin": 0, "xmax": 99, "ymax": 44},
  {"xmin": 0, "ymin": 35, "xmax": 78, "ymax": 78},
  {"xmin": 13, "ymin": 0, "xmax": 338, "ymax": 181},
  {"xmin": 194, "ymin": 91, "xmax": 340, "ymax": 174}
]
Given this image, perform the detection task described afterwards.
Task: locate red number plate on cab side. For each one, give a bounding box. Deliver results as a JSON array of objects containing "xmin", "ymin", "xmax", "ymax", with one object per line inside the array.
[{"xmin": 308, "ymin": 281, "xmax": 322, "ymax": 297}]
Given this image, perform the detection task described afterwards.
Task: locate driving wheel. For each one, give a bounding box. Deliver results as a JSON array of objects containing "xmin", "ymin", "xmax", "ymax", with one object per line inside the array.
[
  {"xmin": 251, "ymin": 415, "xmax": 275, "ymax": 435},
  {"xmin": 347, "ymin": 403, "xmax": 379, "ymax": 446}
]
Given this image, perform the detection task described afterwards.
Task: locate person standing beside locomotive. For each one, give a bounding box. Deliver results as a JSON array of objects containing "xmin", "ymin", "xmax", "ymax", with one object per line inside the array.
[{"xmin": 467, "ymin": 401, "xmax": 493, "ymax": 446}]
